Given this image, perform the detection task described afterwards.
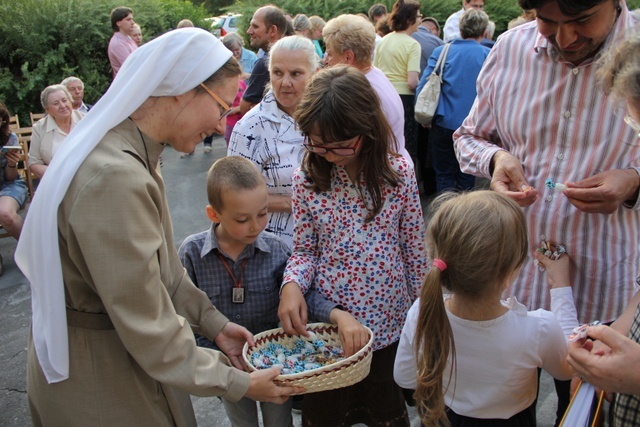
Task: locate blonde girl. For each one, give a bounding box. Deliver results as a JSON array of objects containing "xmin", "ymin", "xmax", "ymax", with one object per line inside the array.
[{"xmin": 395, "ymin": 191, "xmax": 577, "ymax": 427}]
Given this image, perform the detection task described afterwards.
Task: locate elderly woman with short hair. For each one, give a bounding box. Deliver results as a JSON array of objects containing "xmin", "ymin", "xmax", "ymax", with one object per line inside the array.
[
  {"xmin": 228, "ymin": 35, "xmax": 320, "ymax": 248},
  {"xmin": 29, "ymin": 84, "xmax": 84, "ymax": 178},
  {"xmin": 416, "ymin": 9, "xmax": 490, "ymax": 193},
  {"xmin": 222, "ymin": 32, "xmax": 257, "ymax": 76}
]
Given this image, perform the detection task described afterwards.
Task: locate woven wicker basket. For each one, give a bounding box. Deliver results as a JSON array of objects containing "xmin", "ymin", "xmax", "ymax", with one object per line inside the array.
[{"xmin": 243, "ymin": 322, "xmax": 374, "ymax": 395}]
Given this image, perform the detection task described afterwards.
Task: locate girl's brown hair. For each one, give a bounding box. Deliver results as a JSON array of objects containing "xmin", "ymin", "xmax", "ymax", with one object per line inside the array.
[
  {"xmin": 294, "ymin": 66, "xmax": 400, "ymax": 221},
  {"xmin": 414, "ymin": 191, "xmax": 528, "ymax": 426}
]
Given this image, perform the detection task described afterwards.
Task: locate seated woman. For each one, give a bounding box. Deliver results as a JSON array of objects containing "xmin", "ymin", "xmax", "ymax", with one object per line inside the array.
[
  {"xmin": 29, "ymin": 84, "xmax": 84, "ymax": 178},
  {"xmin": 0, "ymin": 101, "xmax": 29, "ymax": 271},
  {"xmin": 228, "ymin": 35, "xmax": 319, "ymax": 248}
]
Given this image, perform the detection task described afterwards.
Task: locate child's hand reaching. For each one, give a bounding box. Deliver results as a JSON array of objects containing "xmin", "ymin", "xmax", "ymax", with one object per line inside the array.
[
  {"xmin": 534, "ymin": 246, "xmax": 571, "ymax": 289},
  {"xmin": 329, "ymin": 309, "xmax": 369, "ymax": 357}
]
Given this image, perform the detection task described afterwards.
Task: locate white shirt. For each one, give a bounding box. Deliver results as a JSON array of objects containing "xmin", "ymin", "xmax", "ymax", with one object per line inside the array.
[
  {"xmin": 29, "ymin": 111, "xmax": 84, "ymax": 166},
  {"xmin": 227, "ymin": 90, "xmax": 304, "ymax": 248},
  {"xmin": 443, "ymin": 9, "xmax": 464, "ymax": 42},
  {"xmin": 394, "ymin": 289, "xmax": 577, "ymax": 419},
  {"xmin": 365, "ymin": 67, "xmax": 413, "ymax": 167}
]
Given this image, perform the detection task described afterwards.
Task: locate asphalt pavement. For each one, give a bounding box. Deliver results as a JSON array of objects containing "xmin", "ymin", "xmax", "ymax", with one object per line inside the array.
[{"xmin": 0, "ymin": 135, "xmax": 558, "ymax": 426}]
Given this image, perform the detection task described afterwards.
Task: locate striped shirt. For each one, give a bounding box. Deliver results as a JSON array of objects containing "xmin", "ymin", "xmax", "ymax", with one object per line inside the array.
[{"xmin": 454, "ymin": 8, "xmax": 640, "ymax": 324}]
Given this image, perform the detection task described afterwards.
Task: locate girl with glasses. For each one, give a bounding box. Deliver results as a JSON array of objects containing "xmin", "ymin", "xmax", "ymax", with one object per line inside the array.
[{"xmin": 278, "ymin": 65, "xmax": 427, "ymax": 427}]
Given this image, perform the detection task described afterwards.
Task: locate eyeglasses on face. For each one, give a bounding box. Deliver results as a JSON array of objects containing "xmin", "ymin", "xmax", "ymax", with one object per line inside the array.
[
  {"xmin": 199, "ymin": 83, "xmax": 232, "ymax": 119},
  {"xmin": 303, "ymin": 135, "xmax": 361, "ymax": 156}
]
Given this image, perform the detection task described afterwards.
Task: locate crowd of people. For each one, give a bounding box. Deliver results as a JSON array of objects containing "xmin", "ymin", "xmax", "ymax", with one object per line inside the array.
[{"xmin": 2, "ymin": 0, "xmax": 640, "ymax": 426}]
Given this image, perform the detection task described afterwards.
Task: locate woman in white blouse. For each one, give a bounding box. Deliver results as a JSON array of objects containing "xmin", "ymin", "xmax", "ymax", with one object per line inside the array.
[{"xmin": 29, "ymin": 84, "xmax": 84, "ymax": 178}]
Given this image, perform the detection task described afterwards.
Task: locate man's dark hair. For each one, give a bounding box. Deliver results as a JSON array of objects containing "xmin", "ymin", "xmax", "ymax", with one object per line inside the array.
[
  {"xmin": 368, "ymin": 3, "xmax": 388, "ymax": 21},
  {"xmin": 518, "ymin": 0, "xmax": 617, "ymax": 15},
  {"xmin": 111, "ymin": 6, "xmax": 133, "ymax": 32},
  {"xmin": 262, "ymin": 5, "xmax": 288, "ymax": 37}
]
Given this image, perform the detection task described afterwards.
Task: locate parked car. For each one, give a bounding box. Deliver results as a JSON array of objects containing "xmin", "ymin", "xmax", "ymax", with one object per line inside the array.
[{"xmin": 210, "ymin": 13, "xmax": 242, "ymax": 38}]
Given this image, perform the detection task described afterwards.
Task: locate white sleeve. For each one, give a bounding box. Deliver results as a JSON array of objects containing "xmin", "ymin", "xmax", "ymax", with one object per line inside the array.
[
  {"xmin": 537, "ymin": 309, "xmax": 573, "ymax": 381},
  {"xmin": 394, "ymin": 300, "xmax": 420, "ymax": 389},
  {"xmin": 550, "ymin": 287, "xmax": 580, "ymax": 339}
]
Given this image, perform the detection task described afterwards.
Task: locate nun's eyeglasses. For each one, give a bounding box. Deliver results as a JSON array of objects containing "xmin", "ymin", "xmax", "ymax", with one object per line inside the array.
[{"xmin": 199, "ymin": 83, "xmax": 232, "ymax": 119}]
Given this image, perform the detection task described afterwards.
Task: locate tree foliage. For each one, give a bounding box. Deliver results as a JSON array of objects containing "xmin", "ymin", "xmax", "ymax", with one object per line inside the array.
[
  {"xmin": 0, "ymin": 0, "xmax": 209, "ymax": 125},
  {"xmin": 2, "ymin": 0, "xmax": 640, "ymax": 126}
]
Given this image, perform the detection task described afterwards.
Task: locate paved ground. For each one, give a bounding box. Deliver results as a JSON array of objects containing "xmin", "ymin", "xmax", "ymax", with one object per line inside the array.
[{"xmin": 0, "ymin": 136, "xmax": 558, "ymax": 426}]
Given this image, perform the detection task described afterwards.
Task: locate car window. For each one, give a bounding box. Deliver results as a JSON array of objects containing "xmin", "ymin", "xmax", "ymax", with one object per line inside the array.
[
  {"xmin": 212, "ymin": 18, "xmax": 225, "ymax": 29},
  {"xmin": 229, "ymin": 17, "xmax": 237, "ymax": 29}
]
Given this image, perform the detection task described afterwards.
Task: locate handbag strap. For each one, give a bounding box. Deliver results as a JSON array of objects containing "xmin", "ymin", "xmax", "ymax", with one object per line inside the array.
[{"xmin": 433, "ymin": 43, "xmax": 452, "ymax": 77}]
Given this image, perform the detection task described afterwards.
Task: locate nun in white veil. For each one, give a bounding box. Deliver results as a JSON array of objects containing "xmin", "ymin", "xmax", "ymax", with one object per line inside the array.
[{"xmin": 16, "ymin": 28, "xmax": 299, "ymax": 426}]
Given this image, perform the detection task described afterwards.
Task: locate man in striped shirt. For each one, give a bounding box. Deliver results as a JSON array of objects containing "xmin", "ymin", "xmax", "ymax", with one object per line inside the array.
[
  {"xmin": 455, "ymin": 3, "xmax": 639, "ymax": 418},
  {"xmin": 456, "ymin": 0, "xmax": 639, "ymax": 326}
]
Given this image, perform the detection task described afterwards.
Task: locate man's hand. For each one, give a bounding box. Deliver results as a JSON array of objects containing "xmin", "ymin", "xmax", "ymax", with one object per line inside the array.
[
  {"xmin": 245, "ymin": 367, "xmax": 305, "ymax": 403},
  {"xmin": 563, "ymin": 169, "xmax": 640, "ymax": 214},
  {"xmin": 214, "ymin": 322, "xmax": 254, "ymax": 370},
  {"xmin": 278, "ymin": 282, "xmax": 309, "ymax": 337},
  {"xmin": 490, "ymin": 150, "xmax": 538, "ymax": 206}
]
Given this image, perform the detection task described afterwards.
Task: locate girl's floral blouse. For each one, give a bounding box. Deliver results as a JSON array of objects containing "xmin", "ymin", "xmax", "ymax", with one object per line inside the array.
[{"xmin": 284, "ymin": 155, "xmax": 428, "ymax": 350}]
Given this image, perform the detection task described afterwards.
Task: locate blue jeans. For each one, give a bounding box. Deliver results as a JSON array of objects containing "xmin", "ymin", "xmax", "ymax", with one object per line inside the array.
[{"xmin": 430, "ymin": 124, "xmax": 474, "ymax": 193}]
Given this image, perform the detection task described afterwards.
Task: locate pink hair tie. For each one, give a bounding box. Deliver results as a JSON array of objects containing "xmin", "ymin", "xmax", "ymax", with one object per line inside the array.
[{"xmin": 433, "ymin": 258, "xmax": 447, "ymax": 271}]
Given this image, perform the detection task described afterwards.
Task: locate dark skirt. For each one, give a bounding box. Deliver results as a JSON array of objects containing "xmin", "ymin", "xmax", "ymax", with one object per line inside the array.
[
  {"xmin": 444, "ymin": 403, "xmax": 536, "ymax": 427},
  {"xmin": 302, "ymin": 341, "xmax": 409, "ymax": 427}
]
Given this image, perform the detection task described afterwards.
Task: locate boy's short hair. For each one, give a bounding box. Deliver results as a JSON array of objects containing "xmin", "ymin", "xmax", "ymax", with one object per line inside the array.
[
  {"xmin": 207, "ymin": 156, "xmax": 265, "ymax": 210},
  {"xmin": 110, "ymin": 6, "xmax": 133, "ymax": 32}
]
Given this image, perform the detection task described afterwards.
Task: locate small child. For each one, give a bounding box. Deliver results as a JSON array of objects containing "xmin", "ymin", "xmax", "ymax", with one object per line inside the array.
[
  {"xmin": 178, "ymin": 156, "xmax": 293, "ymax": 427},
  {"xmin": 394, "ymin": 191, "xmax": 578, "ymax": 427}
]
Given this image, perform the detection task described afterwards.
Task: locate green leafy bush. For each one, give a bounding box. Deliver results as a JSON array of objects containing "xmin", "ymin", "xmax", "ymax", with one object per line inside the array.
[{"xmin": 0, "ymin": 0, "xmax": 209, "ymax": 126}]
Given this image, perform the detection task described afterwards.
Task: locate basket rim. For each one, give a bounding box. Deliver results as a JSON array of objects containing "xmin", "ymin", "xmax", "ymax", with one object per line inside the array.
[{"xmin": 242, "ymin": 322, "xmax": 374, "ymax": 380}]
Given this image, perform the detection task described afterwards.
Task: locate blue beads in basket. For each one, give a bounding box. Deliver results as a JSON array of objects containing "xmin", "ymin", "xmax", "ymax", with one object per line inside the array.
[{"xmin": 250, "ymin": 332, "xmax": 345, "ymax": 375}]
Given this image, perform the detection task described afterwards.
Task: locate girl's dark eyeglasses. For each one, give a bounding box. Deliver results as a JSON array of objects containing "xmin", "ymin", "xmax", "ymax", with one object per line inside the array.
[{"xmin": 303, "ymin": 135, "xmax": 361, "ymax": 156}]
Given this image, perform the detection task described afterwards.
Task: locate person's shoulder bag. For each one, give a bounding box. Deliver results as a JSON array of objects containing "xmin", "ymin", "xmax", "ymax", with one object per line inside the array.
[{"xmin": 415, "ymin": 42, "xmax": 452, "ymax": 126}]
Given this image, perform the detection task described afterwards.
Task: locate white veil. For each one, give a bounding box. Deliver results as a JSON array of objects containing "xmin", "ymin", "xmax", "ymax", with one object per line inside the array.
[{"xmin": 15, "ymin": 28, "xmax": 232, "ymax": 383}]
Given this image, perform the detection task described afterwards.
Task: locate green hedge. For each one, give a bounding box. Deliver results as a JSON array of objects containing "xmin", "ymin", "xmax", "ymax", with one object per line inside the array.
[{"xmin": 0, "ymin": 0, "xmax": 209, "ymax": 126}]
